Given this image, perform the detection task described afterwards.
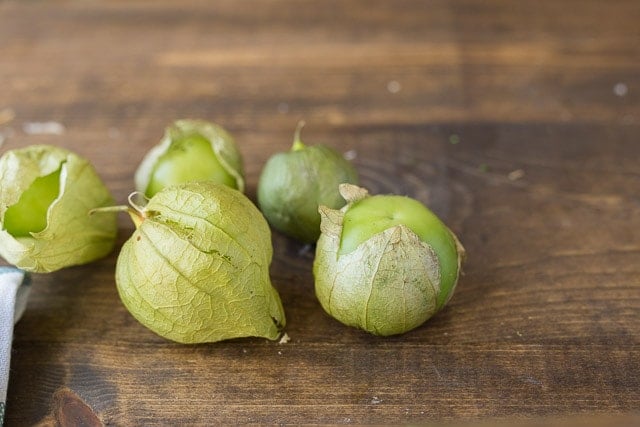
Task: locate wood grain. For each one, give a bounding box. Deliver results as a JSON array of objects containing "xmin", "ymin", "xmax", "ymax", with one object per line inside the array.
[{"xmin": 1, "ymin": 0, "xmax": 639, "ymax": 425}]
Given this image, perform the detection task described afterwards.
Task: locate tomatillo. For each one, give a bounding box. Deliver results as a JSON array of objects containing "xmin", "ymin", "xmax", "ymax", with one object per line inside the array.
[
  {"xmin": 0, "ymin": 145, "xmax": 117, "ymax": 272},
  {"xmin": 135, "ymin": 119, "xmax": 244, "ymax": 197},
  {"xmin": 313, "ymin": 184, "xmax": 465, "ymax": 336},
  {"xmin": 111, "ymin": 181, "xmax": 286, "ymax": 344},
  {"xmin": 257, "ymin": 122, "xmax": 358, "ymax": 243}
]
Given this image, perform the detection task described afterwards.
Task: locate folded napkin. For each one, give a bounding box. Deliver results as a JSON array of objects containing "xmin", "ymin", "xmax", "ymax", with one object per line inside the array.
[{"xmin": 0, "ymin": 267, "xmax": 30, "ymax": 425}]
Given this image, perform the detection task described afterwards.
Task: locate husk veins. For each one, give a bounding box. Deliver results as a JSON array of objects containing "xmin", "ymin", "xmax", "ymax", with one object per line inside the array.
[
  {"xmin": 116, "ymin": 181, "xmax": 286, "ymax": 344},
  {"xmin": 0, "ymin": 145, "xmax": 117, "ymax": 272},
  {"xmin": 313, "ymin": 184, "xmax": 464, "ymax": 336}
]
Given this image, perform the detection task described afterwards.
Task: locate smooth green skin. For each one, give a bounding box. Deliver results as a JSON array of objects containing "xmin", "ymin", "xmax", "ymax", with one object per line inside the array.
[
  {"xmin": 145, "ymin": 134, "xmax": 237, "ymax": 197},
  {"xmin": 340, "ymin": 195, "xmax": 459, "ymax": 308},
  {"xmin": 257, "ymin": 144, "xmax": 358, "ymax": 243},
  {"xmin": 3, "ymin": 168, "xmax": 61, "ymax": 237}
]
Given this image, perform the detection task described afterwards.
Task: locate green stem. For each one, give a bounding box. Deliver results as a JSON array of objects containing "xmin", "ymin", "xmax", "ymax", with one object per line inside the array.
[
  {"xmin": 89, "ymin": 192, "xmax": 149, "ymax": 229},
  {"xmin": 291, "ymin": 120, "xmax": 306, "ymax": 151}
]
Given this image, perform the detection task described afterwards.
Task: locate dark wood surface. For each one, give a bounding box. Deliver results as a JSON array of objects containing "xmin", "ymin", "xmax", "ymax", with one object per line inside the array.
[{"xmin": 1, "ymin": 0, "xmax": 639, "ymax": 425}]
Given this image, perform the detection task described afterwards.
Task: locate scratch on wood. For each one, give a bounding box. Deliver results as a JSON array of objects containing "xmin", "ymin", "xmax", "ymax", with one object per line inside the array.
[{"xmin": 432, "ymin": 365, "xmax": 443, "ymax": 381}]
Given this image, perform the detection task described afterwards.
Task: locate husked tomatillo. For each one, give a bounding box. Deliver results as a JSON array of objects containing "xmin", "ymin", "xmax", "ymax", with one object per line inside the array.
[
  {"xmin": 313, "ymin": 184, "xmax": 465, "ymax": 336},
  {"xmin": 257, "ymin": 122, "xmax": 358, "ymax": 243}
]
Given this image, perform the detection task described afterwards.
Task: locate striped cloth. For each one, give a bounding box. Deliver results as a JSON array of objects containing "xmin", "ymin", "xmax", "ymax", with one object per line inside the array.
[{"xmin": 0, "ymin": 267, "xmax": 30, "ymax": 425}]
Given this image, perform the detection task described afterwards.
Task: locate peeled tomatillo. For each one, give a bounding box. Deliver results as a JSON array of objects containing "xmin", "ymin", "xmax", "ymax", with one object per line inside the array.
[
  {"xmin": 135, "ymin": 119, "xmax": 245, "ymax": 198},
  {"xmin": 313, "ymin": 184, "xmax": 465, "ymax": 336},
  {"xmin": 257, "ymin": 122, "xmax": 358, "ymax": 243},
  {"xmin": 0, "ymin": 145, "xmax": 117, "ymax": 272}
]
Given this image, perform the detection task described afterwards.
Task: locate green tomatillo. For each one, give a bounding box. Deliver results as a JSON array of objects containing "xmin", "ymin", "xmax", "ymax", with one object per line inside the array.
[
  {"xmin": 111, "ymin": 181, "xmax": 286, "ymax": 344},
  {"xmin": 313, "ymin": 184, "xmax": 465, "ymax": 336},
  {"xmin": 257, "ymin": 122, "xmax": 358, "ymax": 243},
  {"xmin": 0, "ymin": 145, "xmax": 117, "ymax": 272},
  {"xmin": 135, "ymin": 119, "xmax": 245, "ymax": 198}
]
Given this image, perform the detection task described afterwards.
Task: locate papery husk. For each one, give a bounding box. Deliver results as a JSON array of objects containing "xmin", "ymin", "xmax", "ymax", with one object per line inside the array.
[
  {"xmin": 134, "ymin": 119, "xmax": 245, "ymax": 194},
  {"xmin": 116, "ymin": 181, "xmax": 285, "ymax": 344},
  {"xmin": 0, "ymin": 145, "xmax": 117, "ymax": 272},
  {"xmin": 313, "ymin": 184, "xmax": 464, "ymax": 336}
]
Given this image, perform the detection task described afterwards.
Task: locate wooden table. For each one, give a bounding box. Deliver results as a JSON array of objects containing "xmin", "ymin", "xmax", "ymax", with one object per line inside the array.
[{"xmin": 1, "ymin": 1, "xmax": 638, "ymax": 425}]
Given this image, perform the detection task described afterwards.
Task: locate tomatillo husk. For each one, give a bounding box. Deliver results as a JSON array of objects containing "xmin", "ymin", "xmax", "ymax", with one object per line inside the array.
[
  {"xmin": 135, "ymin": 119, "xmax": 245, "ymax": 197},
  {"xmin": 313, "ymin": 184, "xmax": 465, "ymax": 336},
  {"xmin": 114, "ymin": 181, "xmax": 285, "ymax": 344},
  {"xmin": 0, "ymin": 145, "xmax": 117, "ymax": 272}
]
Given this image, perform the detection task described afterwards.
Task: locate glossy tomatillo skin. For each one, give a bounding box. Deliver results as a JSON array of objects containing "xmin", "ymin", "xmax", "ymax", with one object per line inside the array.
[
  {"xmin": 145, "ymin": 134, "xmax": 237, "ymax": 197},
  {"xmin": 116, "ymin": 181, "xmax": 286, "ymax": 344},
  {"xmin": 313, "ymin": 184, "xmax": 465, "ymax": 336},
  {"xmin": 3, "ymin": 168, "xmax": 61, "ymax": 237},
  {"xmin": 257, "ymin": 129, "xmax": 358, "ymax": 243},
  {"xmin": 135, "ymin": 119, "xmax": 244, "ymax": 198},
  {"xmin": 0, "ymin": 145, "xmax": 117, "ymax": 272}
]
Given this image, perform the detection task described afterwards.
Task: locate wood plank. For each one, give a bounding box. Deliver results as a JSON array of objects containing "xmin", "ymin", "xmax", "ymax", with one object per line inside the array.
[
  {"xmin": 9, "ymin": 342, "xmax": 640, "ymax": 425},
  {"xmin": 0, "ymin": 0, "xmax": 639, "ymax": 424}
]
